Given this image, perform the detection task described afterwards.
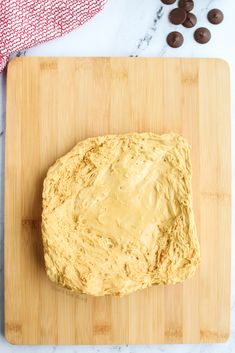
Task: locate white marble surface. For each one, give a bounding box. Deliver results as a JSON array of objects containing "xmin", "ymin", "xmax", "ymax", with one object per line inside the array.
[{"xmin": 0, "ymin": 0, "xmax": 235, "ymax": 352}]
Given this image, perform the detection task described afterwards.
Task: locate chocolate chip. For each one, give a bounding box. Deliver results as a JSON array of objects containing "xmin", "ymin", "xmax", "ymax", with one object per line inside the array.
[
  {"xmin": 194, "ymin": 27, "xmax": 211, "ymax": 44},
  {"xmin": 161, "ymin": 0, "xmax": 177, "ymax": 4},
  {"xmin": 167, "ymin": 31, "xmax": 184, "ymax": 48},
  {"xmin": 208, "ymin": 9, "xmax": 224, "ymax": 25},
  {"xmin": 169, "ymin": 8, "xmax": 187, "ymax": 25},
  {"xmin": 182, "ymin": 13, "xmax": 197, "ymax": 28},
  {"xmin": 178, "ymin": 0, "xmax": 194, "ymax": 12}
]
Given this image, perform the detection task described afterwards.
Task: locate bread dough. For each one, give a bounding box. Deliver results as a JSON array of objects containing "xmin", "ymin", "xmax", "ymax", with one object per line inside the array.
[{"xmin": 42, "ymin": 132, "xmax": 200, "ymax": 296}]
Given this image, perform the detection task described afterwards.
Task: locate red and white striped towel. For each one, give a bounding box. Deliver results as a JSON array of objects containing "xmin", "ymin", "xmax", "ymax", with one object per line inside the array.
[{"xmin": 0, "ymin": 0, "xmax": 107, "ymax": 72}]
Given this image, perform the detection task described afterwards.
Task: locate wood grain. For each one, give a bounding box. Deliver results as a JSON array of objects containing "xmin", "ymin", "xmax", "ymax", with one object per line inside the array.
[{"xmin": 4, "ymin": 57, "xmax": 231, "ymax": 344}]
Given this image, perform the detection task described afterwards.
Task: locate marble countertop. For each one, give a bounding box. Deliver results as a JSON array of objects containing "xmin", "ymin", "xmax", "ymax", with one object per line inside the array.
[{"xmin": 0, "ymin": 0, "xmax": 234, "ymax": 352}]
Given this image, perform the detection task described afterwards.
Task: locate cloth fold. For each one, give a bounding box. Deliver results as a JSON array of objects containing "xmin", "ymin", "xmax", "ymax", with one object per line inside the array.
[{"xmin": 0, "ymin": 0, "xmax": 107, "ymax": 72}]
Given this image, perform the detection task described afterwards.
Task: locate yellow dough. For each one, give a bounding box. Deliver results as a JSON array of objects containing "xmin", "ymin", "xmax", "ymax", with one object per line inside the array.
[{"xmin": 42, "ymin": 132, "xmax": 200, "ymax": 296}]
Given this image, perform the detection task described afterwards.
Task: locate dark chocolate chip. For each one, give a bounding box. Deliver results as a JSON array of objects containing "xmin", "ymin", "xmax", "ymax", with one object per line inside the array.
[
  {"xmin": 208, "ymin": 9, "xmax": 224, "ymax": 25},
  {"xmin": 194, "ymin": 27, "xmax": 211, "ymax": 44},
  {"xmin": 182, "ymin": 13, "xmax": 197, "ymax": 28},
  {"xmin": 167, "ymin": 31, "xmax": 184, "ymax": 48},
  {"xmin": 169, "ymin": 8, "xmax": 187, "ymax": 25},
  {"xmin": 178, "ymin": 0, "xmax": 194, "ymax": 12},
  {"xmin": 161, "ymin": 0, "xmax": 177, "ymax": 4}
]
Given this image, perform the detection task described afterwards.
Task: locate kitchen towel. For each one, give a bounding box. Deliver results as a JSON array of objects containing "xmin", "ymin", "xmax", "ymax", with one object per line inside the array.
[{"xmin": 0, "ymin": 0, "xmax": 107, "ymax": 72}]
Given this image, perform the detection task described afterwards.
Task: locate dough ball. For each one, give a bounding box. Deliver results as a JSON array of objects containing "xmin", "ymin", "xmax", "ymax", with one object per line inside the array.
[{"xmin": 42, "ymin": 132, "xmax": 200, "ymax": 296}]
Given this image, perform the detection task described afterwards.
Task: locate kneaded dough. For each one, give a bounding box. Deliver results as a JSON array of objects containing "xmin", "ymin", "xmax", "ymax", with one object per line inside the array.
[{"xmin": 42, "ymin": 132, "xmax": 200, "ymax": 296}]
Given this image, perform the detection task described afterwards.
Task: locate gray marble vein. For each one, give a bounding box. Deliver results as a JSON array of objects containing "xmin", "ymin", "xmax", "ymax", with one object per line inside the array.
[{"xmin": 130, "ymin": 5, "xmax": 164, "ymax": 57}]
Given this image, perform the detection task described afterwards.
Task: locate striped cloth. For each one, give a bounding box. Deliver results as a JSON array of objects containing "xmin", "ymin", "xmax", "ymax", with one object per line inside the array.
[{"xmin": 0, "ymin": 0, "xmax": 107, "ymax": 72}]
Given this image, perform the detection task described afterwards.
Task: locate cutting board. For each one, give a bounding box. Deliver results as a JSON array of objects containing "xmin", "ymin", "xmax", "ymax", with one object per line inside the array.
[{"xmin": 5, "ymin": 57, "xmax": 231, "ymax": 345}]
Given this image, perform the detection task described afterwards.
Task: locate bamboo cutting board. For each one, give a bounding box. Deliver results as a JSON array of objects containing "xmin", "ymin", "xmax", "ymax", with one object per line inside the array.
[{"xmin": 5, "ymin": 57, "xmax": 231, "ymax": 345}]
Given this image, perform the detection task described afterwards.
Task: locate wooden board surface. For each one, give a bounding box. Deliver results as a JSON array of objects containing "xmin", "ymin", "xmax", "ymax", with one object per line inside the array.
[{"xmin": 5, "ymin": 57, "xmax": 231, "ymax": 345}]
